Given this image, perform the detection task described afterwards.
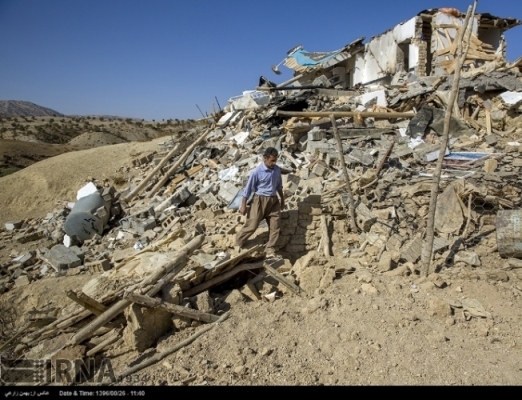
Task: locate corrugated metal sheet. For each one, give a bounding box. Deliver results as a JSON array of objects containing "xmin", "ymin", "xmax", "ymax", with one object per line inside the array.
[{"xmin": 283, "ymin": 37, "xmax": 365, "ymax": 73}]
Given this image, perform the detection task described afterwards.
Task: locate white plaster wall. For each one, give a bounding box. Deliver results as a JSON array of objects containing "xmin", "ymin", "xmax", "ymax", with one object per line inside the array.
[
  {"xmin": 409, "ymin": 43, "xmax": 420, "ymax": 70},
  {"xmin": 353, "ymin": 16, "xmax": 418, "ymax": 85}
]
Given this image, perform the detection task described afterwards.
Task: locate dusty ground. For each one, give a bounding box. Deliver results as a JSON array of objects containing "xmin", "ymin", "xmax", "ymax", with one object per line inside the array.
[
  {"xmin": 0, "ymin": 137, "xmax": 173, "ymax": 225},
  {"xmin": 2, "ymin": 249, "xmax": 521, "ymax": 386},
  {"xmin": 1, "ymin": 137, "xmax": 521, "ymax": 386}
]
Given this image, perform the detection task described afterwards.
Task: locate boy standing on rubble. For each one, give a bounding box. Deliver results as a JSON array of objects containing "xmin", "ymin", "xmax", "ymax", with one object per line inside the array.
[{"xmin": 236, "ymin": 147, "xmax": 284, "ymax": 257}]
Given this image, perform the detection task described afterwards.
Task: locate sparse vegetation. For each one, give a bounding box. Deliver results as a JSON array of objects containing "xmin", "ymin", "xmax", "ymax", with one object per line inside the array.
[
  {"xmin": 0, "ymin": 167, "xmax": 21, "ymax": 177},
  {"xmin": 0, "ymin": 114, "xmax": 202, "ymax": 174}
]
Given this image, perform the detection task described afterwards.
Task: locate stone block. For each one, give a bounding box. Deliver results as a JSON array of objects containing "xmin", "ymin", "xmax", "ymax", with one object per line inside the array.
[
  {"xmin": 124, "ymin": 303, "xmax": 172, "ymax": 352},
  {"xmin": 47, "ymin": 245, "xmax": 82, "ymax": 270},
  {"xmin": 191, "ymin": 291, "xmax": 214, "ymax": 313},
  {"xmin": 133, "ymin": 217, "xmax": 157, "ymax": 234}
]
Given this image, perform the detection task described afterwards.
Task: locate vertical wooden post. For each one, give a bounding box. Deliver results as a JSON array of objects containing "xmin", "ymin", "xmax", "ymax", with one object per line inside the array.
[
  {"xmin": 321, "ymin": 215, "xmax": 332, "ymax": 257},
  {"xmin": 421, "ymin": 2, "xmax": 477, "ymax": 276},
  {"xmin": 329, "ymin": 114, "xmax": 357, "ymax": 232}
]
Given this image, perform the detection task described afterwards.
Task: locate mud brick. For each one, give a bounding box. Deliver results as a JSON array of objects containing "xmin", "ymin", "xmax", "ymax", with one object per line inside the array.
[
  {"xmin": 16, "ymin": 230, "xmax": 45, "ymax": 244},
  {"xmin": 86, "ymin": 259, "xmax": 112, "ymax": 274}
]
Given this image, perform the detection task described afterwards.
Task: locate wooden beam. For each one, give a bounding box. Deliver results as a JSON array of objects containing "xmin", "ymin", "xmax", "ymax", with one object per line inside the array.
[
  {"xmin": 276, "ymin": 110, "xmax": 415, "ymax": 119},
  {"xmin": 330, "ymin": 115, "xmax": 358, "ymax": 233},
  {"xmin": 263, "ymin": 260, "xmax": 306, "ymax": 297},
  {"xmin": 165, "ymin": 164, "xmax": 203, "ymax": 195},
  {"xmin": 66, "ymin": 290, "xmax": 107, "ymax": 316},
  {"xmin": 125, "ymin": 293, "xmax": 220, "ymax": 323},
  {"xmin": 321, "ymin": 215, "xmax": 332, "ymax": 257},
  {"xmin": 182, "ymin": 260, "xmax": 265, "ymax": 298}
]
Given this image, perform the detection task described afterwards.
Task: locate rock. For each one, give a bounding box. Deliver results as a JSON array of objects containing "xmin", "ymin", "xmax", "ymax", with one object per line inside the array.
[
  {"xmin": 378, "ymin": 251, "xmax": 397, "ymax": 271},
  {"xmin": 319, "ymin": 267, "xmax": 335, "ymax": 290},
  {"xmin": 355, "ymin": 270, "xmax": 373, "ymax": 283},
  {"xmin": 297, "ymin": 265, "xmax": 324, "ymax": 294},
  {"xmin": 419, "ymin": 281, "xmax": 436, "ymax": 291},
  {"xmin": 162, "ymin": 283, "xmax": 182, "ymax": 305},
  {"xmin": 384, "ymin": 264, "xmax": 409, "ymax": 277},
  {"xmin": 361, "ymin": 283, "xmax": 379, "ymax": 294},
  {"xmin": 291, "ymin": 251, "xmax": 316, "ymax": 276},
  {"xmin": 458, "ymin": 269, "xmax": 480, "ymax": 280},
  {"xmin": 445, "ymin": 317, "xmax": 456, "ymax": 326},
  {"xmin": 302, "ymin": 297, "xmax": 328, "ymax": 314},
  {"xmin": 47, "ymin": 245, "xmax": 83, "ymax": 270},
  {"xmin": 504, "ymin": 258, "xmax": 522, "ymax": 270},
  {"xmin": 428, "ymin": 274, "xmax": 447, "ymax": 288},
  {"xmin": 427, "ymin": 297, "xmax": 453, "ymax": 318},
  {"xmin": 172, "ymin": 300, "xmax": 193, "ymax": 330},
  {"xmin": 223, "ymin": 289, "xmax": 245, "ymax": 306},
  {"xmin": 65, "ymin": 267, "xmax": 82, "ymax": 276},
  {"xmin": 454, "ymin": 251, "xmax": 481, "ymax": 267},
  {"xmin": 14, "ymin": 275, "xmax": 32, "ymax": 287},
  {"xmin": 124, "ymin": 303, "xmax": 172, "ymax": 352},
  {"xmin": 278, "ymin": 258, "xmax": 293, "ymax": 273},
  {"xmin": 260, "ymin": 348, "xmax": 273, "ymax": 357},
  {"xmin": 192, "ymin": 291, "xmax": 214, "ymax": 313},
  {"xmin": 486, "ymin": 270, "xmax": 509, "ymax": 282},
  {"xmin": 240, "ymin": 283, "xmax": 262, "ymax": 301},
  {"xmin": 233, "ymin": 366, "xmax": 246, "ymax": 376}
]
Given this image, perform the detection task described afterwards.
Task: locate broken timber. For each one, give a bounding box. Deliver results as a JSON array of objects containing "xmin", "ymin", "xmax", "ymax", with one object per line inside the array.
[
  {"xmin": 183, "ymin": 260, "xmax": 265, "ymax": 298},
  {"xmin": 263, "ymin": 259, "xmax": 306, "ymax": 297},
  {"xmin": 116, "ymin": 311, "xmax": 230, "ymax": 380},
  {"xmin": 277, "ymin": 110, "xmax": 415, "ymax": 119},
  {"xmin": 67, "ymin": 235, "xmax": 205, "ymax": 347},
  {"xmin": 147, "ymin": 126, "xmax": 214, "ymax": 198},
  {"xmin": 330, "ymin": 114, "xmax": 358, "ymax": 232},
  {"xmin": 124, "ymin": 292, "xmax": 220, "ymax": 323}
]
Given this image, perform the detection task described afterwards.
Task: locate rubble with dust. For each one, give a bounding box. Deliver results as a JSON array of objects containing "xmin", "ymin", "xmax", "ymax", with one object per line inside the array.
[{"xmin": 1, "ymin": 6, "xmax": 522, "ymax": 383}]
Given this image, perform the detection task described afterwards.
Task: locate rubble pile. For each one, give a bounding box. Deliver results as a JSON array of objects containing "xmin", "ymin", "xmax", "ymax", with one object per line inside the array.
[{"xmin": 1, "ymin": 6, "xmax": 522, "ymax": 382}]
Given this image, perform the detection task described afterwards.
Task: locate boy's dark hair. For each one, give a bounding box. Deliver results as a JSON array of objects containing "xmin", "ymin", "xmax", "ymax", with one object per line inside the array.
[{"xmin": 263, "ymin": 147, "xmax": 278, "ymax": 158}]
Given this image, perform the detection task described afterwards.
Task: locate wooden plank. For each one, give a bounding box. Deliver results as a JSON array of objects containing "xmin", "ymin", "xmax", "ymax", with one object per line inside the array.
[
  {"xmin": 443, "ymin": 28, "xmax": 454, "ymax": 49},
  {"xmin": 485, "ymin": 109, "xmax": 492, "ymax": 135},
  {"xmin": 321, "ymin": 215, "xmax": 331, "ymax": 257},
  {"xmin": 166, "ymin": 164, "xmax": 203, "ymax": 194},
  {"xmin": 66, "ymin": 291, "xmax": 106, "ymax": 316},
  {"xmin": 125, "ymin": 292, "xmax": 220, "ymax": 323},
  {"xmin": 263, "ymin": 260, "xmax": 306, "ymax": 297},
  {"xmin": 182, "ymin": 260, "xmax": 265, "ymax": 298}
]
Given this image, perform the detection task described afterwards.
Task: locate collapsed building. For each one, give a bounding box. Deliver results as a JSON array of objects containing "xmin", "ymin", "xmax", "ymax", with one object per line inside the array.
[
  {"xmin": 1, "ymin": 7, "xmax": 522, "ymax": 384},
  {"xmin": 278, "ymin": 8, "xmax": 521, "ymax": 88}
]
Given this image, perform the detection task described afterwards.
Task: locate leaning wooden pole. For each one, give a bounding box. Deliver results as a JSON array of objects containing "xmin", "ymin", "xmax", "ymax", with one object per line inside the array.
[
  {"xmin": 421, "ymin": 2, "xmax": 476, "ymax": 277},
  {"xmin": 330, "ymin": 114, "xmax": 358, "ymax": 232},
  {"xmin": 147, "ymin": 125, "xmax": 214, "ymax": 198},
  {"xmin": 123, "ymin": 143, "xmax": 180, "ymax": 202},
  {"xmin": 67, "ymin": 235, "xmax": 205, "ymax": 346}
]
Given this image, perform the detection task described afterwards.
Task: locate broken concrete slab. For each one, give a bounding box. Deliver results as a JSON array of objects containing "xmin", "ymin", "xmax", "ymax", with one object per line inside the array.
[
  {"xmin": 455, "ymin": 251, "xmax": 481, "ymax": 267},
  {"xmin": 46, "ymin": 245, "xmax": 83, "ymax": 271}
]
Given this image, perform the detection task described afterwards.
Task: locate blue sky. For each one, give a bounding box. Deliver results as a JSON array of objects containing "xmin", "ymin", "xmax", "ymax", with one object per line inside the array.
[{"xmin": 0, "ymin": 0, "xmax": 521, "ymax": 121}]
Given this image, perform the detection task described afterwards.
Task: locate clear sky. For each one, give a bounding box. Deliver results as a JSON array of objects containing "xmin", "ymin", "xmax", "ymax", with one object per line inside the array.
[{"xmin": 1, "ymin": 0, "xmax": 521, "ymax": 121}]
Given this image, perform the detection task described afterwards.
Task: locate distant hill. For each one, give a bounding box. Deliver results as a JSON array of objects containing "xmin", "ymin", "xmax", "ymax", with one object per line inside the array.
[{"xmin": 0, "ymin": 100, "xmax": 64, "ymax": 117}]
